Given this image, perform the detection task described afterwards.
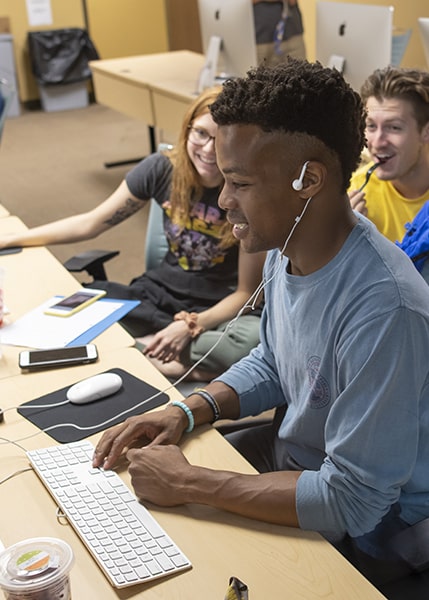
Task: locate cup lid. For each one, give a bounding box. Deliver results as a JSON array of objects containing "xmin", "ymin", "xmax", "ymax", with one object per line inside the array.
[{"xmin": 0, "ymin": 538, "xmax": 74, "ymax": 592}]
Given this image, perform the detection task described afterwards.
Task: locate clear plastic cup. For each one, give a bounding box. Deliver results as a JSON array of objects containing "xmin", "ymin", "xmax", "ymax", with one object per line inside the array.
[{"xmin": 0, "ymin": 538, "xmax": 74, "ymax": 600}]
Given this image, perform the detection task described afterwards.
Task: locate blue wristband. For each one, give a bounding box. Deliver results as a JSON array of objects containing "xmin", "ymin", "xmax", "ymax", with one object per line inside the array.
[{"xmin": 170, "ymin": 400, "xmax": 195, "ymax": 433}]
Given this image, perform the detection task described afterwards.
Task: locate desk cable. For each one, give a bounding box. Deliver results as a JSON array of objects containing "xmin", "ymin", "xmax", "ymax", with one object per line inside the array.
[
  {"xmin": 0, "ymin": 200, "xmax": 309, "ymax": 449},
  {"xmin": 0, "ymin": 247, "xmax": 283, "ymax": 448},
  {"xmin": 0, "ymin": 436, "xmax": 33, "ymax": 485}
]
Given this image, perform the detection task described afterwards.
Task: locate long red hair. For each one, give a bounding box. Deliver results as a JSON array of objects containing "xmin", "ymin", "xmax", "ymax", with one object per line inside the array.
[{"xmin": 164, "ymin": 86, "xmax": 235, "ymax": 248}]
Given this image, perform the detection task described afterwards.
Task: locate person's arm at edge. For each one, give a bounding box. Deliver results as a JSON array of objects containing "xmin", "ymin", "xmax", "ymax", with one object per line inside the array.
[{"xmin": 0, "ymin": 180, "xmax": 148, "ymax": 249}]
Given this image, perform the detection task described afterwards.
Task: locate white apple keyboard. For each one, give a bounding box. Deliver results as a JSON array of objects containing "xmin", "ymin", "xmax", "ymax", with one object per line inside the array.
[{"xmin": 26, "ymin": 440, "xmax": 192, "ymax": 588}]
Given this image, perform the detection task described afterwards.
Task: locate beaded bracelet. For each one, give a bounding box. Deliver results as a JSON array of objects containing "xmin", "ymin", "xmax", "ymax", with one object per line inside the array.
[
  {"xmin": 170, "ymin": 400, "xmax": 195, "ymax": 432},
  {"xmin": 174, "ymin": 310, "xmax": 205, "ymax": 338},
  {"xmin": 192, "ymin": 388, "xmax": 221, "ymax": 422}
]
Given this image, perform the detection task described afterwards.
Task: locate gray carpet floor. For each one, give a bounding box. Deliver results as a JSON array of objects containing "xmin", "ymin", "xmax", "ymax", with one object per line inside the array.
[{"xmin": 0, "ymin": 102, "xmax": 152, "ymax": 285}]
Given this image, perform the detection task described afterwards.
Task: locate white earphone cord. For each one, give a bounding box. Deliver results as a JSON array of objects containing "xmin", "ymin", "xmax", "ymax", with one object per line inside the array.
[{"xmin": 0, "ymin": 193, "xmax": 313, "ymax": 448}]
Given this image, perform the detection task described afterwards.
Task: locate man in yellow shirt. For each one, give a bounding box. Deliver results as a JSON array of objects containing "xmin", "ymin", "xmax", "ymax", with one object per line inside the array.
[{"xmin": 349, "ymin": 66, "xmax": 429, "ymax": 244}]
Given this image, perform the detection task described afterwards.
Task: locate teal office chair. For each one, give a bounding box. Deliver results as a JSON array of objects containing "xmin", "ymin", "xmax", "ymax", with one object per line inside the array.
[
  {"xmin": 391, "ymin": 29, "xmax": 412, "ymax": 67},
  {"xmin": 0, "ymin": 77, "xmax": 15, "ymax": 144}
]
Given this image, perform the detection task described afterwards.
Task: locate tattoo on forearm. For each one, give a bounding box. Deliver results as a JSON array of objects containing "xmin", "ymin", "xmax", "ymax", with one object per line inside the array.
[{"xmin": 104, "ymin": 197, "xmax": 141, "ymax": 226}]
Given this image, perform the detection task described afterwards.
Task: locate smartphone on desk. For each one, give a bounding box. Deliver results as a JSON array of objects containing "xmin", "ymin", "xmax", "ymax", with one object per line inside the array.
[
  {"xmin": 44, "ymin": 288, "xmax": 106, "ymax": 317},
  {"xmin": 19, "ymin": 344, "xmax": 98, "ymax": 370}
]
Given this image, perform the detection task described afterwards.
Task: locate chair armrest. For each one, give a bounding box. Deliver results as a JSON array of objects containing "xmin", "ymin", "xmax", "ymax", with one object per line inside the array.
[{"xmin": 63, "ymin": 249, "xmax": 119, "ymax": 281}]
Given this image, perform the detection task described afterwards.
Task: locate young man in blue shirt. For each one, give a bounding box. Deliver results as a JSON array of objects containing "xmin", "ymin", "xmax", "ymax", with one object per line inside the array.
[{"xmin": 94, "ymin": 59, "xmax": 429, "ymax": 591}]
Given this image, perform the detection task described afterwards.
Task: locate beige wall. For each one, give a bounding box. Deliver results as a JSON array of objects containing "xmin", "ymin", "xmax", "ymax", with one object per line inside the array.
[
  {"xmin": 1, "ymin": 0, "xmax": 168, "ymax": 102},
  {"xmin": 301, "ymin": 0, "xmax": 429, "ymax": 69},
  {"xmin": 4, "ymin": 1, "xmax": 428, "ymax": 104},
  {"xmin": 85, "ymin": 0, "xmax": 168, "ymax": 59}
]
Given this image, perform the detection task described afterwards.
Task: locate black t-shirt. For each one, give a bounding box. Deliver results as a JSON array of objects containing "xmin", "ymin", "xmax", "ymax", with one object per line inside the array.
[{"xmin": 125, "ymin": 153, "xmax": 238, "ymax": 302}]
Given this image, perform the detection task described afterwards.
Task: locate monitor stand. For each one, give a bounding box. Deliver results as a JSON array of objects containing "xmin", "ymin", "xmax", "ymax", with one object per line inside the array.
[{"xmin": 197, "ymin": 35, "xmax": 221, "ymax": 93}]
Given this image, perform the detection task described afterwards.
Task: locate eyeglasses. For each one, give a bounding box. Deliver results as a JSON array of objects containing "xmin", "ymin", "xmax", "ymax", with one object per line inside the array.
[{"xmin": 188, "ymin": 126, "xmax": 216, "ymax": 146}]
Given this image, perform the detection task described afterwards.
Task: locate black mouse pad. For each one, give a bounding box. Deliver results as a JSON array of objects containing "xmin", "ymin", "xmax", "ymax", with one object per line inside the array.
[{"xmin": 17, "ymin": 368, "xmax": 169, "ymax": 444}]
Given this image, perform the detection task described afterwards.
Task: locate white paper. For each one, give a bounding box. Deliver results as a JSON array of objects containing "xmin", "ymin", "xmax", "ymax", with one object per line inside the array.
[
  {"xmin": 1, "ymin": 297, "xmax": 124, "ymax": 349},
  {"xmin": 26, "ymin": 0, "xmax": 53, "ymax": 27}
]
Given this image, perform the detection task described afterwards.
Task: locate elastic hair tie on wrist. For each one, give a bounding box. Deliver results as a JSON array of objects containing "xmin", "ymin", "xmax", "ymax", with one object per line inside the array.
[
  {"xmin": 192, "ymin": 388, "xmax": 221, "ymax": 422},
  {"xmin": 170, "ymin": 400, "xmax": 195, "ymax": 432}
]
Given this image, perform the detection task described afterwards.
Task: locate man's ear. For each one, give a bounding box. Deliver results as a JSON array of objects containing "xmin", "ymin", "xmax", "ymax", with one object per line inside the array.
[{"xmin": 296, "ymin": 161, "xmax": 326, "ymax": 197}]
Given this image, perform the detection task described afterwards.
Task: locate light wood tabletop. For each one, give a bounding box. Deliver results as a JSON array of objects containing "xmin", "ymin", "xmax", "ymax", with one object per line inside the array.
[
  {"xmin": 0, "ymin": 216, "xmax": 134, "ymax": 379},
  {"xmin": 0, "ymin": 347, "xmax": 386, "ymax": 599},
  {"xmin": 90, "ymin": 51, "xmax": 206, "ymax": 143},
  {"xmin": 0, "ymin": 210, "xmax": 386, "ymax": 599}
]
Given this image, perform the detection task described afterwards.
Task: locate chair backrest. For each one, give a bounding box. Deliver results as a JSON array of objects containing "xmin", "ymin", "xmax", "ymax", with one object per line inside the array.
[
  {"xmin": 144, "ymin": 143, "xmax": 173, "ymax": 271},
  {"xmin": 0, "ymin": 78, "xmax": 14, "ymax": 143},
  {"xmin": 391, "ymin": 29, "xmax": 412, "ymax": 67},
  {"xmin": 144, "ymin": 198, "xmax": 169, "ymax": 271}
]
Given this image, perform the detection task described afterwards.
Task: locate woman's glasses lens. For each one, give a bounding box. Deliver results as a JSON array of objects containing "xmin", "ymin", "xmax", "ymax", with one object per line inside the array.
[{"xmin": 188, "ymin": 127, "xmax": 215, "ymax": 146}]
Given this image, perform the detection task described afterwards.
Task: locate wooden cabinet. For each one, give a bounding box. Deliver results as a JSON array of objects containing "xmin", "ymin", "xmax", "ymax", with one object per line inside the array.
[{"xmin": 164, "ymin": 0, "xmax": 202, "ymax": 53}]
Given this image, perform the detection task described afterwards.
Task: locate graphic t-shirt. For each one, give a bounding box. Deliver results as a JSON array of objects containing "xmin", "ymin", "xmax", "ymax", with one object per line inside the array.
[{"xmin": 125, "ymin": 152, "xmax": 238, "ymax": 302}]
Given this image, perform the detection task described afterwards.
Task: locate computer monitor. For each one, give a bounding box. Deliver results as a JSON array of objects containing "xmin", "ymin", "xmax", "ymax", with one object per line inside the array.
[
  {"xmin": 418, "ymin": 18, "xmax": 429, "ymax": 67},
  {"xmin": 316, "ymin": 2, "xmax": 394, "ymax": 92},
  {"xmin": 197, "ymin": 0, "xmax": 257, "ymax": 91}
]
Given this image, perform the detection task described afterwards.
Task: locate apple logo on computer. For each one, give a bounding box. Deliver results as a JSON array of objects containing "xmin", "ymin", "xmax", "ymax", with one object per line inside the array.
[{"xmin": 339, "ymin": 22, "xmax": 346, "ymax": 36}]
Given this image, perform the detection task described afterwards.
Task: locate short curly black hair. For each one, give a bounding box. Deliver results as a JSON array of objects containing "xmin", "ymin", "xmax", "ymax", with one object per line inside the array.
[{"xmin": 210, "ymin": 58, "xmax": 366, "ymax": 192}]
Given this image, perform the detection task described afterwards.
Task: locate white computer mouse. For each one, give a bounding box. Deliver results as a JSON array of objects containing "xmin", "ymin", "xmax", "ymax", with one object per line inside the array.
[{"xmin": 67, "ymin": 372, "xmax": 123, "ymax": 405}]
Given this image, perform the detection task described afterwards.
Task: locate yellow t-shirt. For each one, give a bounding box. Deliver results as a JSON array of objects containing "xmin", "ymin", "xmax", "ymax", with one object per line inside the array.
[{"xmin": 349, "ymin": 165, "xmax": 429, "ymax": 243}]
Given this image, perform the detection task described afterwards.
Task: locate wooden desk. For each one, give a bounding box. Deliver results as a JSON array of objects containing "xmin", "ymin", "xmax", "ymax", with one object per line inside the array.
[
  {"xmin": 90, "ymin": 51, "xmax": 206, "ymax": 143},
  {"xmin": 0, "ymin": 347, "xmax": 386, "ymax": 599},
  {"xmin": 0, "ymin": 216, "xmax": 134, "ymax": 379}
]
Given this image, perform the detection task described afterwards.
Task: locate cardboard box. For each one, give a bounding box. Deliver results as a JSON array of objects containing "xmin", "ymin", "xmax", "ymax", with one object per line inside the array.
[{"xmin": 0, "ymin": 17, "xmax": 10, "ymax": 34}]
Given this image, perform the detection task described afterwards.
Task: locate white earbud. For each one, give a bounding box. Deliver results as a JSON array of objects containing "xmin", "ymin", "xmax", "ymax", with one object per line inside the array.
[{"xmin": 292, "ymin": 161, "xmax": 310, "ymax": 191}]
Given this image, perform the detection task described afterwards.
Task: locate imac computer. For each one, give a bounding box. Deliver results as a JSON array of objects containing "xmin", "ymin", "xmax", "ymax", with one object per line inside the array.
[
  {"xmin": 418, "ymin": 18, "xmax": 429, "ymax": 68},
  {"xmin": 197, "ymin": 0, "xmax": 258, "ymax": 91},
  {"xmin": 316, "ymin": 2, "xmax": 394, "ymax": 92}
]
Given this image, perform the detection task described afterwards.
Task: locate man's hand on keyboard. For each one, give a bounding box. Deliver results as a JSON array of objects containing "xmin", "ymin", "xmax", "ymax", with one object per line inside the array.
[
  {"xmin": 127, "ymin": 445, "xmax": 192, "ymax": 506},
  {"xmin": 93, "ymin": 407, "xmax": 188, "ymax": 470}
]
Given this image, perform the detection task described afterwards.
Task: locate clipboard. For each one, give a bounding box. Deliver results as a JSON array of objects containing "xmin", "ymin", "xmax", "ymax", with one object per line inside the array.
[
  {"xmin": 1, "ymin": 297, "xmax": 140, "ymax": 349},
  {"xmin": 67, "ymin": 298, "xmax": 140, "ymax": 345}
]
